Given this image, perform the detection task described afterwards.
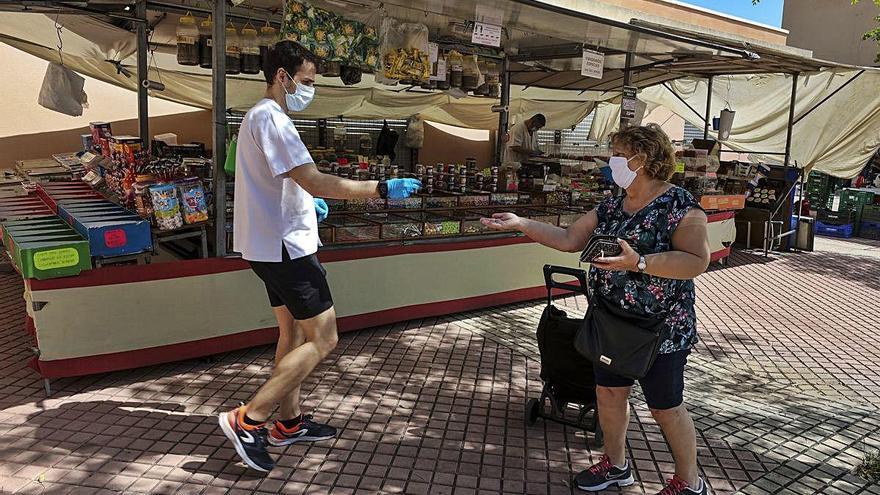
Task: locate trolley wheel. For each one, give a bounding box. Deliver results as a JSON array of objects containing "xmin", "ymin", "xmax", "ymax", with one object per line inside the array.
[{"xmin": 525, "ymin": 398, "xmax": 541, "ymax": 427}]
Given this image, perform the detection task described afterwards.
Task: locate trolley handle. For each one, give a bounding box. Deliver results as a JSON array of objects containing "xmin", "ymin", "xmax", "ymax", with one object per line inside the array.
[{"xmin": 543, "ymin": 264, "xmax": 588, "ymax": 304}]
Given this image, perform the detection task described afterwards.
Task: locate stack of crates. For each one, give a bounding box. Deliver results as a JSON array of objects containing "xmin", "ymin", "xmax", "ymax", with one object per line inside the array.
[
  {"xmin": 816, "ymin": 209, "xmax": 856, "ymax": 238},
  {"xmin": 861, "ymin": 204, "xmax": 880, "ymax": 240},
  {"xmin": 839, "ymin": 188, "xmax": 876, "ymax": 236},
  {"xmin": 805, "ymin": 171, "xmax": 837, "ymax": 211}
]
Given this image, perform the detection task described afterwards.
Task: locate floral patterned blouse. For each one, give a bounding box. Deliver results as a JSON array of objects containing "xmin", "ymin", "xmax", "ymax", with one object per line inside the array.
[{"xmin": 587, "ymin": 186, "xmax": 703, "ymax": 354}]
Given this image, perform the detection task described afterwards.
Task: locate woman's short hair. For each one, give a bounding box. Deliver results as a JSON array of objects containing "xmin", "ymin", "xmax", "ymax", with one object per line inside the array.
[{"xmin": 610, "ymin": 124, "xmax": 677, "ymax": 181}]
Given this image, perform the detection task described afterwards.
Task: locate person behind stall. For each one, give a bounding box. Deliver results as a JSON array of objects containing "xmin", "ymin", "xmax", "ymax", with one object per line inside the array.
[
  {"xmin": 502, "ymin": 113, "xmax": 546, "ymax": 164},
  {"xmin": 220, "ymin": 40, "xmax": 421, "ymax": 472},
  {"xmin": 482, "ymin": 124, "xmax": 711, "ymax": 495}
]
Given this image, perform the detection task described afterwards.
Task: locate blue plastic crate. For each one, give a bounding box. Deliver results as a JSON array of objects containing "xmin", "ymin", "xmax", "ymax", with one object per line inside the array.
[
  {"xmin": 859, "ymin": 221, "xmax": 880, "ymax": 240},
  {"xmin": 815, "ymin": 220, "xmax": 854, "ymax": 238},
  {"xmin": 57, "ymin": 201, "xmax": 152, "ymax": 258}
]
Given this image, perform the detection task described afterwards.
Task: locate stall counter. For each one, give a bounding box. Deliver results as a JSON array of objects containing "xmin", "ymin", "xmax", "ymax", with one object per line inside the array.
[{"xmin": 22, "ymin": 214, "xmax": 736, "ymax": 380}]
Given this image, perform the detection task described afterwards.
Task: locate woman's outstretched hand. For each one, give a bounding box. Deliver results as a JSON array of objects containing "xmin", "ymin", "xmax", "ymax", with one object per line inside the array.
[{"xmin": 481, "ymin": 212, "xmax": 522, "ymax": 231}]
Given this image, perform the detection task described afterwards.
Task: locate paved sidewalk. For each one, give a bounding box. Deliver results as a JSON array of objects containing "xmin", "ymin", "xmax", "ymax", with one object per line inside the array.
[{"xmin": 0, "ymin": 239, "xmax": 879, "ymax": 495}]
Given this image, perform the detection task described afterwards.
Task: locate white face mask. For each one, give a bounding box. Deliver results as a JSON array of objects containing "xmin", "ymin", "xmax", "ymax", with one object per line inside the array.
[
  {"xmin": 282, "ymin": 71, "xmax": 315, "ymax": 112},
  {"xmin": 608, "ymin": 155, "xmax": 643, "ymax": 189}
]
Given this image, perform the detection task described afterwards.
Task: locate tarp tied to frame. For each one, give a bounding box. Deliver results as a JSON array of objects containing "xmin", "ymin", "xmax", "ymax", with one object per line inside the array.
[
  {"xmin": 638, "ymin": 70, "xmax": 880, "ymax": 179},
  {"xmin": 0, "ymin": 12, "xmax": 599, "ymax": 130}
]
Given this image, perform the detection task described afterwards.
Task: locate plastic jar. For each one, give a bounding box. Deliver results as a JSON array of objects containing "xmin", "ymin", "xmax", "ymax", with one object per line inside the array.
[
  {"xmin": 225, "ymin": 23, "xmax": 241, "ymax": 75},
  {"xmin": 198, "ymin": 15, "xmax": 213, "ymax": 68},
  {"xmin": 240, "ymin": 23, "xmax": 261, "ymax": 74},
  {"xmin": 176, "ymin": 12, "xmax": 199, "ymax": 66},
  {"xmin": 259, "ymin": 23, "xmax": 277, "ymax": 65},
  {"xmin": 447, "ymin": 51, "xmax": 463, "ymax": 88}
]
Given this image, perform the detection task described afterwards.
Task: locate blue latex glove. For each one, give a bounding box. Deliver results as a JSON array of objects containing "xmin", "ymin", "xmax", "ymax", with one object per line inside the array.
[
  {"xmin": 314, "ymin": 198, "xmax": 329, "ymax": 222},
  {"xmin": 387, "ymin": 178, "xmax": 422, "ymax": 200}
]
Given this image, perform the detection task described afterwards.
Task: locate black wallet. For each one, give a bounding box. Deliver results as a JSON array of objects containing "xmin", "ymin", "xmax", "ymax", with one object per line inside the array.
[{"xmin": 580, "ymin": 235, "xmax": 624, "ymax": 263}]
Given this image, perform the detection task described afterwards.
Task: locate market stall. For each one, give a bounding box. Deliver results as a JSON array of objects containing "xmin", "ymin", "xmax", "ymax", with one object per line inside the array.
[{"xmin": 0, "ymin": 0, "xmax": 856, "ymax": 386}]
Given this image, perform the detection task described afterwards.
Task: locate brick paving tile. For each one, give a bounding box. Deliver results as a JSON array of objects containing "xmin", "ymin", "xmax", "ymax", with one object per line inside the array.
[{"xmin": 1, "ymin": 242, "xmax": 880, "ymax": 494}]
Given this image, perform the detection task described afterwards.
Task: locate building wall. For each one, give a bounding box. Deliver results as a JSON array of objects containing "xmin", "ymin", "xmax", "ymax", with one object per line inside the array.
[
  {"xmin": 783, "ymin": 0, "xmax": 880, "ymax": 66},
  {"xmin": 0, "ymin": 44, "xmax": 198, "ymax": 139},
  {"xmin": 0, "ymin": 110, "xmax": 213, "ymax": 168},
  {"xmin": 549, "ymin": 0, "xmax": 788, "ymax": 44},
  {"xmin": 419, "ymin": 122, "xmax": 496, "ymax": 167}
]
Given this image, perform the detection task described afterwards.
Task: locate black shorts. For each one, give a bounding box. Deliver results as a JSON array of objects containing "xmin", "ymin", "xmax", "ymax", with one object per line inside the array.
[
  {"xmin": 594, "ymin": 349, "xmax": 690, "ymax": 410},
  {"xmin": 248, "ymin": 248, "xmax": 334, "ymax": 320}
]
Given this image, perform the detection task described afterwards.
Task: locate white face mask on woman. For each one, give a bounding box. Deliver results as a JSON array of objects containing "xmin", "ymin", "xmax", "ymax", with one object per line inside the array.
[
  {"xmin": 282, "ymin": 71, "xmax": 315, "ymax": 112},
  {"xmin": 608, "ymin": 155, "xmax": 643, "ymax": 189}
]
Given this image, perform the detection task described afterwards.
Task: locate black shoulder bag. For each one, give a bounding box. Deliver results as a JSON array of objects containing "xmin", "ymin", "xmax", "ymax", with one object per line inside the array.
[{"xmin": 574, "ymin": 275, "xmax": 668, "ymax": 381}]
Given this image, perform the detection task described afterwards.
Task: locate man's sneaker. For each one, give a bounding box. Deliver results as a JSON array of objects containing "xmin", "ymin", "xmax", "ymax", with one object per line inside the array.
[
  {"xmin": 656, "ymin": 475, "xmax": 709, "ymax": 495},
  {"xmin": 218, "ymin": 407, "xmax": 275, "ymax": 472},
  {"xmin": 575, "ymin": 455, "xmax": 634, "ymax": 492},
  {"xmin": 268, "ymin": 414, "xmax": 337, "ymax": 447}
]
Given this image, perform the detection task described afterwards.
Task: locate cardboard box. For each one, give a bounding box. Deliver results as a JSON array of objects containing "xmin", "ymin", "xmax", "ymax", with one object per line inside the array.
[{"xmin": 700, "ymin": 194, "xmax": 746, "ymax": 211}]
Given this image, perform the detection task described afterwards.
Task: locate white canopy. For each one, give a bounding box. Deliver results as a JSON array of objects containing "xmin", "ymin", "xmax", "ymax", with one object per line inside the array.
[{"xmin": 1, "ymin": 5, "xmax": 878, "ymax": 177}]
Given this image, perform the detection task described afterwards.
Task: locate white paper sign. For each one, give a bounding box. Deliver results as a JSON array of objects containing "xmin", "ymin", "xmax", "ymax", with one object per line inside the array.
[
  {"xmin": 581, "ymin": 48, "xmax": 604, "ymax": 79},
  {"xmin": 428, "ymin": 42, "xmax": 439, "ymax": 64},
  {"xmin": 431, "ymin": 58, "xmax": 447, "ymax": 81},
  {"xmin": 472, "ymin": 22, "xmax": 502, "ymax": 47},
  {"xmin": 475, "ymin": 5, "xmax": 504, "ymax": 26}
]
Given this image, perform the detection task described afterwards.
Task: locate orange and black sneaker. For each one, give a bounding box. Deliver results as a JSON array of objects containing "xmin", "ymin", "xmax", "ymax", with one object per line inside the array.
[
  {"xmin": 218, "ymin": 406, "xmax": 275, "ymax": 472},
  {"xmin": 268, "ymin": 414, "xmax": 337, "ymax": 447}
]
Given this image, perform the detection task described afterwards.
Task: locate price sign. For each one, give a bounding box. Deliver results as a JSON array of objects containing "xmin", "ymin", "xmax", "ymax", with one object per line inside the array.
[
  {"xmin": 581, "ymin": 48, "xmax": 604, "ymax": 79},
  {"xmin": 472, "ymin": 22, "xmax": 502, "ymax": 47}
]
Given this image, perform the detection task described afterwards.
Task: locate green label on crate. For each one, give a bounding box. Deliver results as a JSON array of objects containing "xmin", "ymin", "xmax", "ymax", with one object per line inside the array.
[
  {"xmin": 33, "ymin": 248, "xmax": 80, "ymax": 271},
  {"xmin": 675, "ymin": 162, "xmax": 685, "ymax": 174}
]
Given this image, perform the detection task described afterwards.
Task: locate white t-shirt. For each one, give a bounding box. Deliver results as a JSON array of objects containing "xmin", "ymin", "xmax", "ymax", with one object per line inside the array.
[
  {"xmin": 233, "ymin": 98, "xmax": 319, "ymax": 262},
  {"xmin": 502, "ymin": 120, "xmax": 538, "ymax": 165}
]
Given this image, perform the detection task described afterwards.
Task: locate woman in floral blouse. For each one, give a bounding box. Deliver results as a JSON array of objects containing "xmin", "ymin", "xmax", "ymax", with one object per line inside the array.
[{"xmin": 483, "ymin": 125, "xmax": 711, "ymax": 495}]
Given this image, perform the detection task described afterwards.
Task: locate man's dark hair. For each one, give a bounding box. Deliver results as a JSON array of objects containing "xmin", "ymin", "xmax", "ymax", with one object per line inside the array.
[
  {"xmin": 263, "ymin": 40, "xmax": 319, "ymax": 85},
  {"xmin": 532, "ymin": 114, "xmax": 547, "ymax": 127}
]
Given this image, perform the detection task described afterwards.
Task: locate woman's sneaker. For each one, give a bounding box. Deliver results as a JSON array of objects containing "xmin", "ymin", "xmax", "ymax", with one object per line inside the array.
[
  {"xmin": 656, "ymin": 475, "xmax": 709, "ymax": 495},
  {"xmin": 267, "ymin": 414, "xmax": 337, "ymax": 447},
  {"xmin": 575, "ymin": 455, "xmax": 635, "ymax": 491}
]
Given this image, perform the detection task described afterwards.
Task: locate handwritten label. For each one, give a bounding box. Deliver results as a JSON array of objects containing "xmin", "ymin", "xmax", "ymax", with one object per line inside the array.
[
  {"xmin": 675, "ymin": 162, "xmax": 686, "ymax": 174},
  {"xmin": 104, "ymin": 229, "xmax": 128, "ymax": 248},
  {"xmin": 581, "ymin": 48, "xmax": 604, "ymax": 79},
  {"xmin": 472, "ymin": 22, "xmax": 502, "ymax": 47},
  {"xmin": 33, "ymin": 247, "xmax": 80, "ymax": 271}
]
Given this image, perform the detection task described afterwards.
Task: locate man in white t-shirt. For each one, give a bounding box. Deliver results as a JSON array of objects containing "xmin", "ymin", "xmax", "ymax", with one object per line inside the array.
[
  {"xmin": 220, "ymin": 41, "xmax": 421, "ymax": 472},
  {"xmin": 502, "ymin": 113, "xmax": 546, "ymax": 165}
]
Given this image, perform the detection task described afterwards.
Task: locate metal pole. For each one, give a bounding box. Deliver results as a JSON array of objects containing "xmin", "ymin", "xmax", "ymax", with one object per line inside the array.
[
  {"xmin": 703, "ymin": 76, "xmax": 713, "ymax": 140},
  {"xmin": 136, "ymin": 0, "xmax": 149, "ymax": 142},
  {"xmin": 785, "ymin": 73, "xmax": 800, "ymax": 251},
  {"xmin": 620, "ymin": 52, "xmax": 632, "ymax": 129},
  {"xmin": 495, "ymin": 56, "xmax": 510, "ymax": 165},
  {"xmin": 212, "ymin": 0, "xmax": 227, "ymax": 257}
]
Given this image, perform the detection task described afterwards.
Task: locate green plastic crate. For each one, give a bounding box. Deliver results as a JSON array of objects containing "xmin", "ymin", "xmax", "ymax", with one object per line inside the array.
[{"xmin": 7, "ymin": 236, "xmax": 91, "ymax": 280}]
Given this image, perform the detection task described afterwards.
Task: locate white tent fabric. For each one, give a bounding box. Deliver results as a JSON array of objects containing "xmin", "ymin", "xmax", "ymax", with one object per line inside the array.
[
  {"xmin": 637, "ymin": 70, "xmax": 880, "ymax": 179},
  {"xmin": 0, "ymin": 12, "xmax": 600, "ymax": 130}
]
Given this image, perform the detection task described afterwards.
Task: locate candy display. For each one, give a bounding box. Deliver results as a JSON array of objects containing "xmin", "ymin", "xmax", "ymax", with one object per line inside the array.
[
  {"xmin": 150, "ymin": 183, "xmax": 185, "ymax": 231},
  {"xmin": 177, "ymin": 179, "xmax": 209, "ymax": 224},
  {"xmin": 281, "ymin": 0, "xmax": 379, "ymax": 69},
  {"xmin": 379, "ymin": 18, "xmax": 430, "ymax": 83}
]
